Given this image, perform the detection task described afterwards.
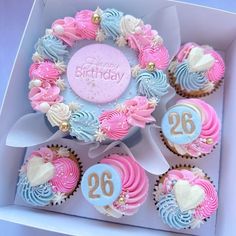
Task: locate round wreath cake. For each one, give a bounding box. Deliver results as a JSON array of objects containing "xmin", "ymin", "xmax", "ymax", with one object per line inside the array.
[{"xmin": 28, "ymin": 7, "xmax": 170, "ymax": 143}]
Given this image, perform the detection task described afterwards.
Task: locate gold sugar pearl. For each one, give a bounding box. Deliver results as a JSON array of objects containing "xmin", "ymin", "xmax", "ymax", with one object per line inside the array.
[
  {"xmin": 118, "ymin": 196, "xmax": 125, "ymax": 205},
  {"xmin": 206, "ymin": 137, "xmax": 214, "ymax": 145},
  {"xmin": 92, "ymin": 13, "xmax": 101, "ymax": 24},
  {"xmin": 146, "ymin": 62, "xmax": 156, "ymax": 71},
  {"xmin": 59, "ymin": 121, "xmax": 70, "ymax": 132}
]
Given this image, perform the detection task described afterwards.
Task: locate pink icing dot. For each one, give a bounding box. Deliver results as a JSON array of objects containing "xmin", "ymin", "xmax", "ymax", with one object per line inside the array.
[
  {"xmin": 75, "ymin": 10, "xmax": 99, "ymax": 40},
  {"xmin": 124, "ymin": 96, "xmax": 155, "ymax": 128},
  {"xmin": 52, "ymin": 17, "xmax": 80, "ymax": 46},
  {"xmin": 205, "ymin": 49, "xmax": 225, "ymax": 82},
  {"xmin": 29, "ymin": 61, "xmax": 62, "ymax": 84},
  {"xmin": 99, "ymin": 110, "xmax": 130, "ymax": 140},
  {"xmin": 50, "ymin": 158, "xmax": 80, "ymax": 194},
  {"xmin": 28, "ymin": 82, "xmax": 63, "ymax": 111},
  {"xmin": 101, "ymin": 154, "xmax": 148, "ymax": 215},
  {"xmin": 194, "ymin": 178, "xmax": 218, "ymax": 219},
  {"xmin": 138, "ymin": 45, "xmax": 169, "ymax": 70}
]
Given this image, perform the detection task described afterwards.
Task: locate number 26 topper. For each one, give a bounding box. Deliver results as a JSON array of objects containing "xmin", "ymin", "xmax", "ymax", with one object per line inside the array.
[
  {"xmin": 81, "ymin": 164, "xmax": 122, "ymax": 206},
  {"xmin": 161, "ymin": 104, "xmax": 202, "ymax": 145}
]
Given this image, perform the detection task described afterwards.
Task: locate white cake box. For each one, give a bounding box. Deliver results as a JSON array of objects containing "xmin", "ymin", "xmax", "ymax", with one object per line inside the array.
[{"xmin": 0, "ymin": 0, "xmax": 236, "ymax": 235}]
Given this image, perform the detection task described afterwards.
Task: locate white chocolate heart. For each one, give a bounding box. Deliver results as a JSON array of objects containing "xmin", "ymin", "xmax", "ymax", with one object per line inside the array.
[
  {"xmin": 174, "ymin": 180, "xmax": 205, "ymax": 212},
  {"xmin": 27, "ymin": 156, "xmax": 55, "ymax": 187},
  {"xmin": 188, "ymin": 47, "xmax": 215, "ymax": 72}
]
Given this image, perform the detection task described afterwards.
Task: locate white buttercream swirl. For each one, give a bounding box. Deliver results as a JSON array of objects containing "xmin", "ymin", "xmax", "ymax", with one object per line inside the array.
[
  {"xmin": 46, "ymin": 103, "xmax": 71, "ymax": 127},
  {"xmin": 120, "ymin": 15, "xmax": 143, "ymax": 36}
]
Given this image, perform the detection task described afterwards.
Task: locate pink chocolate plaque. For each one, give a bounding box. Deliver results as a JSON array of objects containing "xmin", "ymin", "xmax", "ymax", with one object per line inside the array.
[{"xmin": 67, "ymin": 44, "xmax": 131, "ymax": 104}]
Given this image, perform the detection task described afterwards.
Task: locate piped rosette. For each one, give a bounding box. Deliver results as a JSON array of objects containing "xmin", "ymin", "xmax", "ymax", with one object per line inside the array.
[
  {"xmin": 153, "ymin": 165, "xmax": 218, "ymax": 230},
  {"xmin": 161, "ymin": 99, "xmax": 220, "ymax": 158},
  {"xmin": 168, "ymin": 42, "xmax": 225, "ymax": 98},
  {"xmin": 81, "ymin": 154, "xmax": 149, "ymax": 218},
  {"xmin": 17, "ymin": 145, "xmax": 82, "ymax": 206}
]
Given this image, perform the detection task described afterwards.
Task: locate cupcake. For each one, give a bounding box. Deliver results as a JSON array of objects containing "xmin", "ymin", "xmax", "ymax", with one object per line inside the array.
[
  {"xmin": 153, "ymin": 166, "xmax": 218, "ymax": 230},
  {"xmin": 161, "ymin": 99, "xmax": 220, "ymax": 158},
  {"xmin": 168, "ymin": 42, "xmax": 225, "ymax": 97},
  {"xmin": 81, "ymin": 154, "xmax": 149, "ymax": 218},
  {"xmin": 17, "ymin": 145, "xmax": 82, "ymax": 206}
]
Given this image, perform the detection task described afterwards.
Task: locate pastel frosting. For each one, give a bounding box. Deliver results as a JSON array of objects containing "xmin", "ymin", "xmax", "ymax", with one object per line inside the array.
[
  {"xmin": 100, "ymin": 154, "xmax": 149, "ymax": 216},
  {"xmin": 50, "ymin": 157, "xmax": 80, "ymax": 193},
  {"xmin": 154, "ymin": 168, "xmax": 218, "ymax": 229},
  {"xmin": 167, "ymin": 99, "xmax": 220, "ymax": 157},
  {"xmin": 136, "ymin": 70, "xmax": 169, "ymax": 100},
  {"xmin": 69, "ymin": 111, "xmax": 99, "ymax": 142},
  {"xmin": 100, "ymin": 8, "xmax": 123, "ymax": 40},
  {"xmin": 35, "ymin": 35, "xmax": 68, "ymax": 62},
  {"xmin": 52, "ymin": 17, "xmax": 80, "ymax": 46},
  {"xmin": 175, "ymin": 62, "xmax": 208, "ymax": 91},
  {"xmin": 17, "ymin": 174, "xmax": 54, "ymax": 206},
  {"xmin": 75, "ymin": 10, "xmax": 99, "ymax": 39}
]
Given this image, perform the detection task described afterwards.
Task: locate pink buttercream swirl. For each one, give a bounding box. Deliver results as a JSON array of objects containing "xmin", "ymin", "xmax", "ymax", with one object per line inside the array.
[
  {"xmin": 205, "ymin": 49, "xmax": 225, "ymax": 82},
  {"xmin": 29, "ymin": 82, "xmax": 63, "ymax": 111},
  {"xmin": 29, "ymin": 61, "xmax": 62, "ymax": 84},
  {"xmin": 161, "ymin": 169, "xmax": 218, "ymax": 219},
  {"xmin": 101, "ymin": 154, "xmax": 149, "ymax": 216},
  {"xmin": 127, "ymin": 24, "xmax": 158, "ymax": 51},
  {"xmin": 52, "ymin": 17, "xmax": 80, "ymax": 46},
  {"xmin": 30, "ymin": 147, "xmax": 55, "ymax": 162},
  {"xmin": 99, "ymin": 110, "xmax": 130, "ymax": 140},
  {"xmin": 177, "ymin": 99, "xmax": 220, "ymax": 155},
  {"xmin": 50, "ymin": 157, "xmax": 80, "ymax": 194},
  {"xmin": 75, "ymin": 10, "xmax": 99, "ymax": 40},
  {"xmin": 176, "ymin": 42, "xmax": 198, "ymax": 62},
  {"xmin": 124, "ymin": 96, "xmax": 155, "ymax": 128},
  {"xmin": 138, "ymin": 45, "xmax": 169, "ymax": 70},
  {"xmin": 194, "ymin": 178, "xmax": 218, "ymax": 219}
]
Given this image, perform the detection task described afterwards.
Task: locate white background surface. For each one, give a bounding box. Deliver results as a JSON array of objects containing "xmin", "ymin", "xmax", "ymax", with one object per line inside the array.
[{"xmin": 0, "ymin": 0, "xmax": 235, "ymax": 235}]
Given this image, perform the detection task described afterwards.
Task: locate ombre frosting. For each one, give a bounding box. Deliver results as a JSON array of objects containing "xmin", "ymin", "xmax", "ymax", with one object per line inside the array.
[
  {"xmin": 154, "ymin": 168, "xmax": 218, "ymax": 229},
  {"xmin": 69, "ymin": 111, "xmax": 99, "ymax": 142},
  {"xmin": 136, "ymin": 70, "xmax": 169, "ymax": 100},
  {"xmin": 166, "ymin": 99, "xmax": 220, "ymax": 157},
  {"xmin": 99, "ymin": 154, "xmax": 149, "ymax": 216},
  {"xmin": 35, "ymin": 35, "xmax": 68, "ymax": 62},
  {"xmin": 100, "ymin": 8, "xmax": 123, "ymax": 40}
]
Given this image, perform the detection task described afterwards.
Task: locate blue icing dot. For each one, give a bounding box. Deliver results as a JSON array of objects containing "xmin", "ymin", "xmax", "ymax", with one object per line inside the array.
[
  {"xmin": 157, "ymin": 193, "xmax": 193, "ymax": 229},
  {"xmin": 35, "ymin": 35, "xmax": 68, "ymax": 62},
  {"xmin": 81, "ymin": 164, "xmax": 122, "ymax": 206},
  {"xmin": 175, "ymin": 62, "xmax": 207, "ymax": 91},
  {"xmin": 69, "ymin": 111, "xmax": 99, "ymax": 142},
  {"xmin": 100, "ymin": 8, "xmax": 123, "ymax": 40},
  {"xmin": 136, "ymin": 70, "xmax": 169, "ymax": 101},
  {"xmin": 161, "ymin": 105, "xmax": 202, "ymax": 145},
  {"xmin": 17, "ymin": 174, "xmax": 53, "ymax": 206}
]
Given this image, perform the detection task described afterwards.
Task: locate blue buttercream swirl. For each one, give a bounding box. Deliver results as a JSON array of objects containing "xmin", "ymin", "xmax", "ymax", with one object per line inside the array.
[
  {"xmin": 157, "ymin": 193, "xmax": 193, "ymax": 229},
  {"xmin": 35, "ymin": 35, "xmax": 68, "ymax": 62},
  {"xmin": 17, "ymin": 174, "xmax": 54, "ymax": 206},
  {"xmin": 69, "ymin": 111, "xmax": 99, "ymax": 142},
  {"xmin": 136, "ymin": 70, "xmax": 169, "ymax": 101},
  {"xmin": 175, "ymin": 61, "xmax": 207, "ymax": 91},
  {"xmin": 100, "ymin": 8, "xmax": 123, "ymax": 40}
]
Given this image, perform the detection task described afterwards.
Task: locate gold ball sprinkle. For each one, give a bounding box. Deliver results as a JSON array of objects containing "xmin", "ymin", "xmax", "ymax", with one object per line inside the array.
[
  {"xmin": 92, "ymin": 13, "xmax": 101, "ymax": 24},
  {"xmin": 118, "ymin": 197, "xmax": 125, "ymax": 205},
  {"xmin": 206, "ymin": 138, "xmax": 214, "ymax": 145},
  {"xmin": 146, "ymin": 62, "xmax": 156, "ymax": 71},
  {"xmin": 59, "ymin": 121, "xmax": 70, "ymax": 132}
]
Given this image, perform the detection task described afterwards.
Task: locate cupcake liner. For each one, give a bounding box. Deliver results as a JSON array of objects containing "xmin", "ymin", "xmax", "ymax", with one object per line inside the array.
[
  {"xmin": 46, "ymin": 144, "xmax": 83, "ymax": 206},
  {"xmin": 153, "ymin": 164, "xmax": 215, "ymax": 226},
  {"xmin": 168, "ymin": 70, "xmax": 223, "ymax": 98},
  {"xmin": 160, "ymin": 130, "xmax": 218, "ymax": 159}
]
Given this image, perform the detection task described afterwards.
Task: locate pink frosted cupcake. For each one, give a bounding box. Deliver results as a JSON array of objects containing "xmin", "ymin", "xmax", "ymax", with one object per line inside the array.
[
  {"xmin": 161, "ymin": 99, "xmax": 221, "ymax": 158},
  {"xmin": 17, "ymin": 145, "xmax": 82, "ymax": 206},
  {"xmin": 153, "ymin": 166, "xmax": 218, "ymax": 229},
  {"xmin": 81, "ymin": 154, "xmax": 149, "ymax": 218},
  {"xmin": 168, "ymin": 42, "xmax": 225, "ymax": 97}
]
